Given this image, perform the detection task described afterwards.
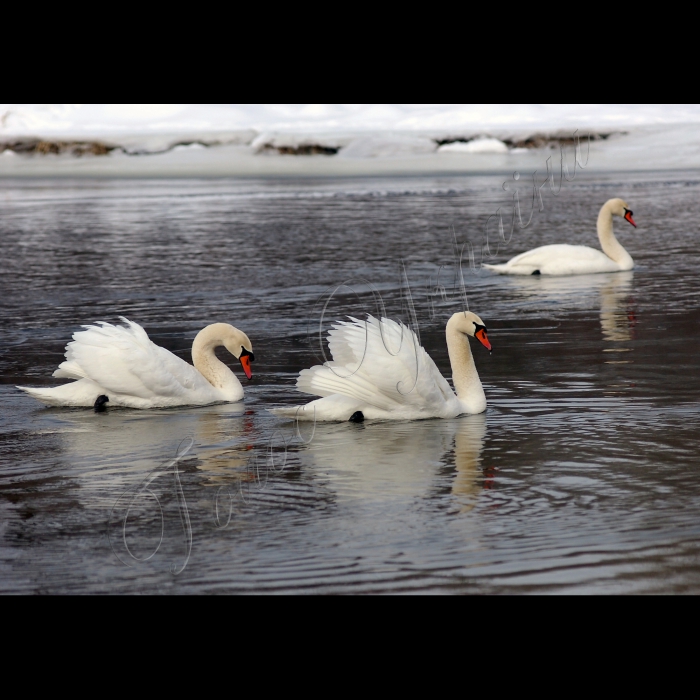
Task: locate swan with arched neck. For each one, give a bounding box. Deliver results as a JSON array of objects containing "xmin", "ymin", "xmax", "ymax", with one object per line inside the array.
[
  {"xmin": 483, "ymin": 198, "xmax": 637, "ymax": 276},
  {"xmin": 17, "ymin": 317, "xmax": 254, "ymax": 408},
  {"xmin": 271, "ymin": 311, "xmax": 491, "ymax": 422}
]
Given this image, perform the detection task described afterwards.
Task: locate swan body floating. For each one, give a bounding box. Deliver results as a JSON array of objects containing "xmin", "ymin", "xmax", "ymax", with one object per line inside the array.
[
  {"xmin": 18, "ymin": 318, "xmax": 254, "ymax": 409},
  {"xmin": 271, "ymin": 311, "xmax": 491, "ymax": 422},
  {"xmin": 483, "ymin": 198, "xmax": 637, "ymax": 276}
]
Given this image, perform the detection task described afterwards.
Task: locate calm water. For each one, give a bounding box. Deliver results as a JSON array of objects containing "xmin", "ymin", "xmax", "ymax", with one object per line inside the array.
[{"xmin": 2, "ymin": 171, "xmax": 700, "ymax": 594}]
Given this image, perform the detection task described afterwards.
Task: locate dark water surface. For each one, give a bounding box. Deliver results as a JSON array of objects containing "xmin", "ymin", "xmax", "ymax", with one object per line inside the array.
[{"xmin": 2, "ymin": 172, "xmax": 700, "ymax": 593}]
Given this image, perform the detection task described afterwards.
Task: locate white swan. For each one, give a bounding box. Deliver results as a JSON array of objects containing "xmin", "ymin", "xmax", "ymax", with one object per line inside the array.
[
  {"xmin": 483, "ymin": 198, "xmax": 637, "ymax": 276},
  {"xmin": 17, "ymin": 317, "xmax": 254, "ymax": 409},
  {"xmin": 270, "ymin": 311, "xmax": 491, "ymax": 422}
]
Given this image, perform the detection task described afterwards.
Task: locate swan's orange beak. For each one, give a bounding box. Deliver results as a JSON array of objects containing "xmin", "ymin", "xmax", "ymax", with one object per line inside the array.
[
  {"xmin": 475, "ymin": 328, "xmax": 492, "ymax": 352},
  {"xmin": 624, "ymin": 210, "xmax": 637, "ymax": 227},
  {"xmin": 239, "ymin": 349, "xmax": 254, "ymax": 380},
  {"xmin": 240, "ymin": 355, "xmax": 252, "ymax": 379}
]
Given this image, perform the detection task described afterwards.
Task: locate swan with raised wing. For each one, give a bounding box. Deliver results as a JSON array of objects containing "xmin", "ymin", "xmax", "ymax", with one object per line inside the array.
[
  {"xmin": 271, "ymin": 311, "xmax": 491, "ymax": 422},
  {"xmin": 483, "ymin": 198, "xmax": 637, "ymax": 276},
  {"xmin": 18, "ymin": 317, "xmax": 254, "ymax": 409}
]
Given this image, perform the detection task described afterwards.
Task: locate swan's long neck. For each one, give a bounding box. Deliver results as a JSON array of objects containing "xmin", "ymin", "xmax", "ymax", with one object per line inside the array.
[
  {"xmin": 597, "ymin": 203, "xmax": 633, "ymax": 269},
  {"xmin": 191, "ymin": 325, "xmax": 242, "ymax": 398},
  {"xmin": 445, "ymin": 319, "xmax": 486, "ymax": 412}
]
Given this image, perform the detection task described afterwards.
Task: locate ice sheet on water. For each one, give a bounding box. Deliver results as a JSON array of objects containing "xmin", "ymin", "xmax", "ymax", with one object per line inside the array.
[{"xmin": 337, "ymin": 136, "xmax": 437, "ymax": 159}]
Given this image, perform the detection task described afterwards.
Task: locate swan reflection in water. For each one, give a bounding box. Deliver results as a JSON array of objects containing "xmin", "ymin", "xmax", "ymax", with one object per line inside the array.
[
  {"xmin": 599, "ymin": 271, "xmax": 636, "ymax": 354},
  {"xmin": 295, "ymin": 414, "xmax": 487, "ymax": 510},
  {"xmin": 47, "ymin": 399, "xmax": 488, "ymax": 517},
  {"xmin": 191, "ymin": 403, "xmax": 256, "ymax": 485},
  {"xmin": 500, "ymin": 270, "xmax": 636, "ymax": 352},
  {"xmin": 45, "ymin": 402, "xmax": 250, "ymax": 494}
]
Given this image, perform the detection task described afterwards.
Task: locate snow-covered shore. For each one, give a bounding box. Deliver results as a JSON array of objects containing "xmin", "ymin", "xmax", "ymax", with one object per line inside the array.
[
  {"xmin": 3, "ymin": 104, "xmax": 700, "ymax": 176},
  {"xmin": 2, "ymin": 124, "xmax": 700, "ymax": 177}
]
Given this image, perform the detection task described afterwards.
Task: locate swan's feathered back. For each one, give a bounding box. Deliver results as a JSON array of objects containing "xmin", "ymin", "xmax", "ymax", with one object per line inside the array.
[
  {"xmin": 54, "ymin": 317, "xmax": 211, "ymax": 401},
  {"xmin": 297, "ymin": 316, "xmax": 456, "ymax": 413}
]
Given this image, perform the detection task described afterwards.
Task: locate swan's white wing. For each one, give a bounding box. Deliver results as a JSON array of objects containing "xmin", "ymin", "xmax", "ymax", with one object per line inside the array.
[
  {"xmin": 489, "ymin": 244, "xmax": 617, "ymax": 275},
  {"xmin": 53, "ymin": 318, "xmax": 209, "ymax": 400},
  {"xmin": 335, "ymin": 316, "xmax": 455, "ymax": 406},
  {"xmin": 297, "ymin": 316, "xmax": 455, "ymax": 412}
]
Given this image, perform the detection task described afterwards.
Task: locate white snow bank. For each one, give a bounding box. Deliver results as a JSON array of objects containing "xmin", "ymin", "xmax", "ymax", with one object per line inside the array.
[
  {"xmin": 3, "ymin": 123, "xmax": 700, "ymax": 177},
  {"xmin": 249, "ymin": 133, "xmax": 439, "ymax": 159},
  {"xmin": 114, "ymin": 130, "xmax": 256, "ymax": 154},
  {"xmin": 438, "ymin": 138, "xmax": 508, "ymax": 154},
  {"xmin": 5, "ymin": 104, "xmax": 700, "ymax": 137},
  {"xmin": 171, "ymin": 142, "xmax": 206, "ymax": 151}
]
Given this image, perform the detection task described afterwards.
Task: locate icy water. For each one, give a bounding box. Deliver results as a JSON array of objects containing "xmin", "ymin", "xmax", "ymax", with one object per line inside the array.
[{"xmin": 2, "ymin": 171, "xmax": 700, "ymax": 594}]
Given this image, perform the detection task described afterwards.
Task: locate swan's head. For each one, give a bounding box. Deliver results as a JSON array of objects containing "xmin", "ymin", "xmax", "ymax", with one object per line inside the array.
[
  {"xmin": 222, "ymin": 328, "xmax": 254, "ymax": 380},
  {"xmin": 607, "ymin": 198, "xmax": 637, "ymax": 228},
  {"xmin": 449, "ymin": 311, "xmax": 492, "ymax": 352},
  {"xmin": 193, "ymin": 323, "xmax": 255, "ymax": 380}
]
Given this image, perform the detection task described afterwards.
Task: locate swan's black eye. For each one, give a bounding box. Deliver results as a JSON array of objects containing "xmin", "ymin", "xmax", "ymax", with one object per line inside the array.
[
  {"xmin": 474, "ymin": 323, "xmax": 487, "ymax": 333},
  {"xmin": 240, "ymin": 347, "xmax": 255, "ymax": 362}
]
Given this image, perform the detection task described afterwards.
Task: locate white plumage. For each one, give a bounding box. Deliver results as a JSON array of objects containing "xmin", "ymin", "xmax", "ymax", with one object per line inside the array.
[
  {"xmin": 271, "ymin": 312, "xmax": 490, "ymax": 422},
  {"xmin": 18, "ymin": 317, "xmax": 253, "ymax": 409},
  {"xmin": 484, "ymin": 243, "xmax": 624, "ymax": 276},
  {"xmin": 483, "ymin": 198, "xmax": 637, "ymax": 276}
]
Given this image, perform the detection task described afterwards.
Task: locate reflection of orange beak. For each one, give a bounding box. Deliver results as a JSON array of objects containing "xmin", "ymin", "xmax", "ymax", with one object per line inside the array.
[
  {"xmin": 624, "ymin": 211, "xmax": 637, "ymax": 227},
  {"xmin": 475, "ymin": 329, "xmax": 492, "ymax": 351},
  {"xmin": 240, "ymin": 354, "xmax": 252, "ymax": 380}
]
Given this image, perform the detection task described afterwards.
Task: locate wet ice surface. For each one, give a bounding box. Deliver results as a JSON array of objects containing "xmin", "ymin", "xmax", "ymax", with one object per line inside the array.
[{"xmin": 2, "ymin": 172, "xmax": 700, "ymax": 593}]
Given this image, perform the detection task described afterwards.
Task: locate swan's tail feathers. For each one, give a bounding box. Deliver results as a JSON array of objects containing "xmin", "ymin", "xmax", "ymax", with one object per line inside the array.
[
  {"xmin": 16, "ymin": 385, "xmax": 53, "ymax": 405},
  {"xmin": 16, "ymin": 385, "xmax": 73, "ymax": 407},
  {"xmin": 17, "ymin": 378, "xmax": 106, "ymax": 407},
  {"xmin": 482, "ymin": 263, "xmax": 510, "ymax": 274},
  {"xmin": 269, "ymin": 405, "xmax": 315, "ymax": 421}
]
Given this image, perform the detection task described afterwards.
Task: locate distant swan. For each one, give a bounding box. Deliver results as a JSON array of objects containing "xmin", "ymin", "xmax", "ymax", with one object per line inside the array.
[
  {"xmin": 18, "ymin": 317, "xmax": 254, "ymax": 409},
  {"xmin": 483, "ymin": 198, "xmax": 637, "ymax": 276},
  {"xmin": 271, "ymin": 312, "xmax": 491, "ymax": 422}
]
